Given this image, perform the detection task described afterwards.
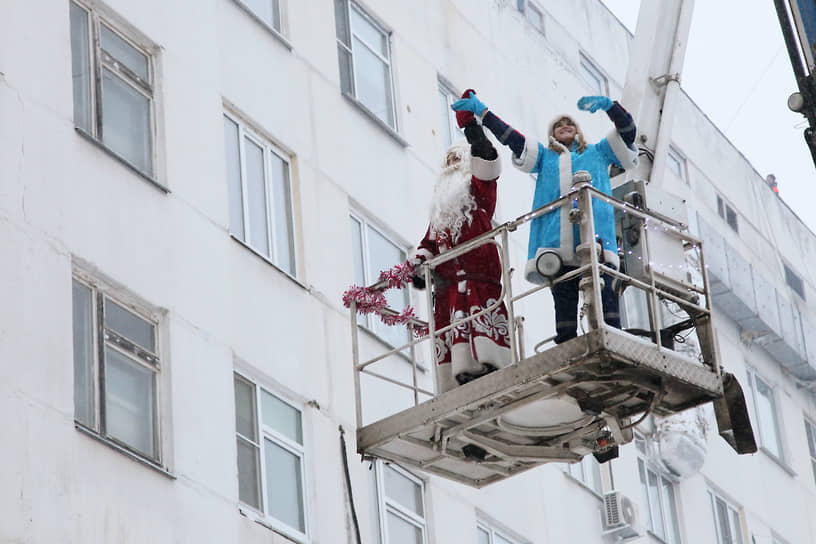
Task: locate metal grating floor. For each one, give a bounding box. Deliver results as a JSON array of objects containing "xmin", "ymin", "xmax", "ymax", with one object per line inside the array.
[{"xmin": 357, "ymin": 327, "xmax": 724, "ymax": 487}]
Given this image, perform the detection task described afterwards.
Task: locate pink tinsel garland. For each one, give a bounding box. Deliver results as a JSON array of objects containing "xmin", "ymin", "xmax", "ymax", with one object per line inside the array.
[{"xmin": 343, "ymin": 261, "xmax": 428, "ymax": 337}]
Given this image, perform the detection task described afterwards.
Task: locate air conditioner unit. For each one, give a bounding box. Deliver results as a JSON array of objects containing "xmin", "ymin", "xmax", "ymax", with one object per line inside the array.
[{"xmin": 601, "ymin": 491, "xmax": 642, "ymax": 540}]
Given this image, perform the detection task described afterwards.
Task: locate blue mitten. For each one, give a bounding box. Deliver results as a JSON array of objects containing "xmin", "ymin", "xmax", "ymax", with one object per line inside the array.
[
  {"xmin": 452, "ymin": 91, "xmax": 488, "ymax": 117},
  {"xmin": 577, "ymin": 95, "xmax": 613, "ymax": 113}
]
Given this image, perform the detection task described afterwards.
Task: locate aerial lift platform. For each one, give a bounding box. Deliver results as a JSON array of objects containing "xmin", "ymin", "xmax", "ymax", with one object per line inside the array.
[{"xmin": 348, "ymin": 175, "xmax": 756, "ymax": 488}]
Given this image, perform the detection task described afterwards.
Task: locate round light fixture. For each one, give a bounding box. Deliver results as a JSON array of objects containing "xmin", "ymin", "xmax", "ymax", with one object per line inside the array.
[
  {"xmin": 536, "ymin": 250, "xmax": 563, "ymax": 278},
  {"xmin": 788, "ymin": 91, "xmax": 805, "ymax": 112}
]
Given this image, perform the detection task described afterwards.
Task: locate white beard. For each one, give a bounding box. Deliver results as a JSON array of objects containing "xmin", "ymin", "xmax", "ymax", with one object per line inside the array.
[{"xmin": 429, "ymin": 158, "xmax": 477, "ymax": 245}]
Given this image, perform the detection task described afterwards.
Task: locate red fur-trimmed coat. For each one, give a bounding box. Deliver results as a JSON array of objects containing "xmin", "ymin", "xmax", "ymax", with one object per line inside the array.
[{"xmin": 414, "ymin": 154, "xmax": 511, "ymax": 393}]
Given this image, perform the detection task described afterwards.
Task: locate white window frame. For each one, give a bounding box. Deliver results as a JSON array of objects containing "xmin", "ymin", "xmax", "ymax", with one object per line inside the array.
[
  {"xmin": 223, "ymin": 111, "xmax": 298, "ymax": 278},
  {"xmin": 579, "ymin": 52, "xmax": 609, "ymax": 96},
  {"xmin": 349, "ymin": 211, "xmax": 410, "ymax": 347},
  {"xmin": 234, "ymin": 371, "xmax": 309, "ymax": 542},
  {"xmin": 707, "ymin": 489, "xmax": 744, "ymax": 544},
  {"xmin": 69, "ymin": 0, "xmax": 159, "ymax": 179},
  {"xmin": 667, "ymin": 146, "xmax": 688, "ymax": 185},
  {"xmin": 635, "ymin": 434, "xmax": 682, "ymax": 544},
  {"xmin": 523, "ymin": 1, "xmax": 545, "ymax": 34},
  {"xmin": 232, "ymin": 0, "xmax": 287, "ymax": 39},
  {"xmin": 437, "ymin": 79, "xmax": 462, "ymax": 149},
  {"xmin": 334, "ymin": 0, "xmax": 398, "ymax": 129},
  {"xmin": 477, "ymin": 521, "xmax": 524, "ymax": 544},
  {"xmin": 71, "ymin": 273, "xmax": 164, "ymax": 467},
  {"xmin": 803, "ymin": 417, "xmax": 816, "ymax": 487},
  {"xmin": 564, "ymin": 456, "xmax": 603, "ymax": 495},
  {"xmin": 746, "ymin": 369, "xmax": 785, "ymax": 461},
  {"xmin": 368, "ymin": 460, "xmax": 428, "ymax": 544}
]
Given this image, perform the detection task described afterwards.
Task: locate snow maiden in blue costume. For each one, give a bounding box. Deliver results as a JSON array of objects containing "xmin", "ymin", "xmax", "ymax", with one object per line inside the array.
[{"xmin": 452, "ymin": 91, "xmax": 638, "ymax": 344}]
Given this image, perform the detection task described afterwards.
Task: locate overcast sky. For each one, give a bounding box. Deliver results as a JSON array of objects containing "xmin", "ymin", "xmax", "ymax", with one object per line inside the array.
[{"xmin": 601, "ymin": 0, "xmax": 816, "ymax": 232}]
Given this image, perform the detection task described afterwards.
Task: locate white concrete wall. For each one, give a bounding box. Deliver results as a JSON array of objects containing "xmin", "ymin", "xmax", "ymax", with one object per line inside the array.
[{"xmin": 1, "ymin": 0, "xmax": 815, "ymax": 543}]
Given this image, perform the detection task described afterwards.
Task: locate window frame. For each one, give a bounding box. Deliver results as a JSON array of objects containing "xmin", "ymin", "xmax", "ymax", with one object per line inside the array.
[
  {"xmin": 635, "ymin": 434, "xmax": 682, "ymax": 544},
  {"xmin": 579, "ymin": 52, "xmax": 609, "ymax": 96},
  {"xmin": 803, "ymin": 416, "xmax": 816, "ymax": 487},
  {"xmin": 746, "ymin": 369, "xmax": 785, "ymax": 462},
  {"xmin": 69, "ymin": 0, "xmax": 160, "ymax": 182},
  {"xmin": 524, "ymin": 0, "xmax": 545, "ymax": 34},
  {"xmin": 437, "ymin": 78, "xmax": 462, "ymax": 150},
  {"xmin": 783, "ymin": 263, "xmax": 806, "ymax": 300},
  {"xmin": 477, "ymin": 521, "xmax": 524, "ymax": 544},
  {"xmin": 234, "ymin": 371, "xmax": 310, "ymax": 542},
  {"xmin": 564, "ymin": 456, "xmax": 603, "ymax": 495},
  {"xmin": 716, "ymin": 194, "xmax": 739, "ymax": 233},
  {"xmin": 231, "ymin": 0, "xmax": 290, "ymax": 44},
  {"xmin": 334, "ymin": 0, "xmax": 399, "ymax": 131},
  {"xmin": 223, "ymin": 110, "xmax": 298, "ymax": 279},
  {"xmin": 666, "ymin": 146, "xmax": 688, "ymax": 185},
  {"xmin": 71, "ymin": 273, "xmax": 165, "ymax": 468},
  {"xmin": 349, "ymin": 211, "xmax": 410, "ymax": 347},
  {"xmin": 707, "ymin": 489, "xmax": 744, "ymax": 544},
  {"xmin": 368, "ymin": 460, "xmax": 428, "ymax": 544}
]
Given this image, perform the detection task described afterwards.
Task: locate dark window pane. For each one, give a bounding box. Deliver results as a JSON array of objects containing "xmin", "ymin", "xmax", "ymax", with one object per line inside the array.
[
  {"xmin": 105, "ymin": 298, "xmax": 155, "ymax": 353},
  {"xmin": 237, "ymin": 437, "xmax": 261, "ymax": 509},
  {"xmin": 104, "ymin": 348, "xmax": 155, "ymax": 458},
  {"xmin": 269, "ymin": 151, "xmax": 295, "ymax": 275},
  {"xmin": 100, "ymin": 24, "xmax": 148, "ymax": 81},
  {"xmin": 224, "ymin": 116, "xmax": 245, "ymax": 240},
  {"xmin": 244, "ymin": 137, "xmax": 270, "ymax": 256},
  {"xmin": 234, "ymin": 375, "xmax": 257, "ymax": 441},
  {"xmin": 101, "ymin": 69, "xmax": 152, "ymax": 174},
  {"xmin": 72, "ymin": 280, "xmax": 95, "ymax": 427},
  {"xmin": 69, "ymin": 2, "xmax": 93, "ymax": 132},
  {"xmin": 264, "ymin": 438, "xmax": 305, "ymax": 531}
]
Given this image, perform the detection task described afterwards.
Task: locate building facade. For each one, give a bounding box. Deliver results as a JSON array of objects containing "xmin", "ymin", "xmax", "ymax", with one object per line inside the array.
[{"xmin": 0, "ymin": 0, "xmax": 814, "ymax": 543}]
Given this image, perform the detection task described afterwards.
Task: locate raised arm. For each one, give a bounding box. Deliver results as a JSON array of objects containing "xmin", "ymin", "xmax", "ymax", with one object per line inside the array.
[
  {"xmin": 577, "ymin": 96, "xmax": 636, "ymax": 147},
  {"xmin": 452, "ymin": 90, "xmax": 527, "ymax": 159}
]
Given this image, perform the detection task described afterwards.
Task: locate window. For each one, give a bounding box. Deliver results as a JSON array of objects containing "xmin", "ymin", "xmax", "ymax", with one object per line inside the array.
[
  {"xmin": 564, "ymin": 456, "xmax": 602, "ymax": 494},
  {"xmin": 71, "ymin": 276, "xmax": 161, "ymax": 463},
  {"xmin": 579, "ymin": 53, "xmax": 608, "ymax": 96},
  {"xmin": 438, "ymin": 81, "xmax": 462, "ymax": 149},
  {"xmin": 334, "ymin": 0, "xmax": 397, "ymax": 128},
  {"xmin": 708, "ymin": 490, "xmax": 743, "ymax": 544},
  {"xmin": 367, "ymin": 461, "xmax": 427, "ymax": 544},
  {"xmin": 233, "ymin": 0, "xmax": 283, "ymax": 34},
  {"xmin": 477, "ymin": 522, "xmax": 522, "ymax": 544},
  {"xmin": 69, "ymin": 1, "xmax": 157, "ymax": 177},
  {"xmin": 747, "ymin": 370, "xmax": 784, "ymax": 460},
  {"xmin": 667, "ymin": 146, "xmax": 688, "ymax": 184},
  {"xmin": 783, "ymin": 263, "xmax": 805, "ymax": 299},
  {"xmin": 804, "ymin": 417, "xmax": 816, "ymax": 486},
  {"xmin": 525, "ymin": 2, "xmax": 545, "ymax": 34},
  {"xmin": 350, "ymin": 213, "xmax": 409, "ymax": 348},
  {"xmin": 234, "ymin": 373, "xmax": 308, "ymax": 540},
  {"xmin": 635, "ymin": 435, "xmax": 682, "ymax": 543},
  {"xmin": 223, "ymin": 112, "xmax": 296, "ymax": 276},
  {"xmin": 716, "ymin": 195, "xmax": 739, "ymax": 233}
]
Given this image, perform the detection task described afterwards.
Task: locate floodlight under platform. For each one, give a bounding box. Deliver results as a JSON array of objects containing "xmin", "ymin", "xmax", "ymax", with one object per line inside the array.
[{"xmin": 357, "ymin": 326, "xmax": 726, "ymax": 488}]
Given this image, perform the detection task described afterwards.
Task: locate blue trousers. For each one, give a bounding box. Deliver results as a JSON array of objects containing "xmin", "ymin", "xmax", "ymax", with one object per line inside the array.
[{"xmin": 551, "ymin": 266, "xmax": 620, "ymax": 344}]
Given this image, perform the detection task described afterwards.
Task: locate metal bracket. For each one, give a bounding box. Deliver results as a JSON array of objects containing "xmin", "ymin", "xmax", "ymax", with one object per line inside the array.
[{"xmin": 649, "ymin": 72, "xmax": 681, "ymax": 90}]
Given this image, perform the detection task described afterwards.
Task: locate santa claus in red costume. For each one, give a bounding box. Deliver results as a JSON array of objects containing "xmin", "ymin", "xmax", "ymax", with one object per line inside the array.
[{"xmin": 411, "ymin": 90, "xmax": 511, "ymax": 394}]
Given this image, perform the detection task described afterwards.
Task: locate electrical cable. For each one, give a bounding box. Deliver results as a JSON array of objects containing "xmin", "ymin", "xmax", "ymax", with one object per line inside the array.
[{"xmin": 339, "ymin": 425, "xmax": 363, "ymax": 544}]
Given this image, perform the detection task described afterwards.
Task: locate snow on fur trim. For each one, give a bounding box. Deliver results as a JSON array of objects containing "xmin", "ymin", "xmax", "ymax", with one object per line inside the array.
[
  {"xmin": 511, "ymin": 139, "xmax": 540, "ymax": 173},
  {"xmin": 470, "ymin": 154, "xmax": 501, "ymax": 181},
  {"xmin": 605, "ymin": 129, "xmax": 639, "ymax": 170}
]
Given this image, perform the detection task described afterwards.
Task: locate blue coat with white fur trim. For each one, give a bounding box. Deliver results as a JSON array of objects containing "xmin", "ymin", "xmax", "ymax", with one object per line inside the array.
[{"xmin": 512, "ymin": 130, "xmax": 637, "ymax": 284}]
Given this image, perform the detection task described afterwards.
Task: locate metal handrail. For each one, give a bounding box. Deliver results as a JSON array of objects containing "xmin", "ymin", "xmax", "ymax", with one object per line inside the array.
[{"xmin": 350, "ymin": 178, "xmax": 717, "ymax": 429}]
